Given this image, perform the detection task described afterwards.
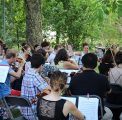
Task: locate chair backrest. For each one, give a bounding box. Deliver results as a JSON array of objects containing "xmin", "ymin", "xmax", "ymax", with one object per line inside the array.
[
  {"xmin": 5, "ymin": 96, "xmax": 31, "ymax": 107},
  {"xmin": 4, "ymin": 96, "xmax": 37, "ymax": 120},
  {"xmin": 107, "ymin": 83, "xmax": 122, "ymax": 104}
]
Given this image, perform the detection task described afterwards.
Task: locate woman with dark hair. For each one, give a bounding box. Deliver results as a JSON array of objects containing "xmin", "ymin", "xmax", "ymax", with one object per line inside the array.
[
  {"xmin": 109, "ymin": 51, "xmax": 122, "ymax": 86},
  {"xmin": 54, "ymin": 48, "xmax": 79, "ymax": 70},
  {"xmin": 37, "ymin": 71, "xmax": 85, "ymax": 120},
  {"xmin": 98, "ymin": 49, "xmax": 114, "ymax": 76}
]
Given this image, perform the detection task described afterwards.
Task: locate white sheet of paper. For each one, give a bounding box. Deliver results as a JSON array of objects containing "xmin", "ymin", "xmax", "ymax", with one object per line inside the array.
[
  {"xmin": 78, "ymin": 97, "xmax": 99, "ymax": 120},
  {"xmin": 0, "ymin": 65, "xmax": 9, "ymax": 83},
  {"xmin": 60, "ymin": 69, "xmax": 79, "ymax": 75}
]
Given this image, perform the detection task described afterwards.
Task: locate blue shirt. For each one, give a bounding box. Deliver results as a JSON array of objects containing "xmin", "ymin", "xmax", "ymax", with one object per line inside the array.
[{"xmin": 0, "ymin": 60, "xmax": 14, "ymax": 99}]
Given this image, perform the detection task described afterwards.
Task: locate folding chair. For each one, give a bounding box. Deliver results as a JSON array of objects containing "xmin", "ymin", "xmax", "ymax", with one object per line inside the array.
[
  {"xmin": 4, "ymin": 96, "xmax": 37, "ymax": 120},
  {"xmin": 104, "ymin": 83, "xmax": 122, "ymax": 119}
]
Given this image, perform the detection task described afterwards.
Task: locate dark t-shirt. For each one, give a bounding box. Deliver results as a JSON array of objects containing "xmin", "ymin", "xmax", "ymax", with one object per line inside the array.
[{"xmin": 69, "ymin": 70, "xmax": 111, "ymax": 114}]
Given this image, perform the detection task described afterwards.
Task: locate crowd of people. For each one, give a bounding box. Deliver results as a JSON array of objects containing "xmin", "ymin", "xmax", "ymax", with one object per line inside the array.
[{"xmin": 0, "ymin": 39, "xmax": 122, "ymax": 120}]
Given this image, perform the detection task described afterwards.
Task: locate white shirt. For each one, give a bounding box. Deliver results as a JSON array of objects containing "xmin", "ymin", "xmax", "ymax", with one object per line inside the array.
[{"xmin": 47, "ymin": 51, "xmax": 56, "ymax": 64}]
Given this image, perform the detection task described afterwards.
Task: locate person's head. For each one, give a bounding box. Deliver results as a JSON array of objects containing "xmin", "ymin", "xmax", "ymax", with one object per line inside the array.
[
  {"xmin": 30, "ymin": 53, "xmax": 45, "ymax": 70},
  {"xmin": 115, "ymin": 51, "xmax": 122, "ymax": 65},
  {"xmin": 41, "ymin": 41, "xmax": 50, "ymax": 51},
  {"xmin": 34, "ymin": 44, "xmax": 40, "ymax": 52},
  {"xmin": 82, "ymin": 53, "xmax": 98, "ymax": 69},
  {"xmin": 50, "ymin": 71, "xmax": 67, "ymax": 92},
  {"xmin": 54, "ymin": 44, "xmax": 61, "ymax": 53},
  {"xmin": 102, "ymin": 49, "xmax": 114, "ymax": 64},
  {"xmin": 6, "ymin": 49, "xmax": 17, "ymax": 64},
  {"xmin": 54, "ymin": 48, "xmax": 69, "ymax": 65},
  {"xmin": 82, "ymin": 43, "xmax": 89, "ymax": 53},
  {"xmin": 36, "ymin": 48, "xmax": 48, "ymax": 60},
  {"xmin": 22, "ymin": 45, "xmax": 31, "ymax": 53}
]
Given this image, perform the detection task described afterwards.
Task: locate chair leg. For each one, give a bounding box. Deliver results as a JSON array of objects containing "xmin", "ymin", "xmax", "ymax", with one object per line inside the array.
[{"xmin": 2, "ymin": 98, "xmax": 14, "ymax": 120}]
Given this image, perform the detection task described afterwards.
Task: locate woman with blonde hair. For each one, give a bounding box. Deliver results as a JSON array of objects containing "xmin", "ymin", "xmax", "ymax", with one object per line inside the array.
[{"xmin": 37, "ymin": 71, "xmax": 85, "ymax": 120}]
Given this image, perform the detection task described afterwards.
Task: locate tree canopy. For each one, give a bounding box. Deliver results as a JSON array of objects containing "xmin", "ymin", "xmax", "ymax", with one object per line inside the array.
[{"xmin": 0, "ymin": 0, "xmax": 122, "ymax": 49}]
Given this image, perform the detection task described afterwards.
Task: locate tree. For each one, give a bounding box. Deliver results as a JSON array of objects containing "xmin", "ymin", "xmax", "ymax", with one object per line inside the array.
[{"xmin": 24, "ymin": 0, "xmax": 42, "ymax": 48}]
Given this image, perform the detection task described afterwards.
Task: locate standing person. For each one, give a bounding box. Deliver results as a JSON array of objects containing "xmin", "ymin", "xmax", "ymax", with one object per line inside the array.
[
  {"xmin": 37, "ymin": 71, "xmax": 85, "ymax": 120},
  {"xmin": 69, "ymin": 53, "xmax": 113, "ymax": 120},
  {"xmin": 21, "ymin": 53, "xmax": 50, "ymax": 120}
]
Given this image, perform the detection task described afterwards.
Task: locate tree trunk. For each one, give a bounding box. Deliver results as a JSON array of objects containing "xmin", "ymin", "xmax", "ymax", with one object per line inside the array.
[{"xmin": 24, "ymin": 0, "xmax": 42, "ymax": 48}]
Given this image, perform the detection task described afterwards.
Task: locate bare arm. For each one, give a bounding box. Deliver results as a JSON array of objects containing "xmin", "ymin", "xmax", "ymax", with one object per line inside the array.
[
  {"xmin": 9, "ymin": 67, "xmax": 23, "ymax": 78},
  {"xmin": 64, "ymin": 61, "xmax": 79, "ymax": 70},
  {"xmin": 63, "ymin": 101, "xmax": 85, "ymax": 120}
]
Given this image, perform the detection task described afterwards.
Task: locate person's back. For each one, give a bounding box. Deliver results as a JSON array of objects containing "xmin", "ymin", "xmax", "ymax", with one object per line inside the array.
[
  {"xmin": 69, "ymin": 53, "xmax": 113, "ymax": 120},
  {"xmin": 37, "ymin": 71, "xmax": 85, "ymax": 120},
  {"xmin": 37, "ymin": 98, "xmax": 68, "ymax": 120},
  {"xmin": 69, "ymin": 70, "xmax": 110, "ymax": 98}
]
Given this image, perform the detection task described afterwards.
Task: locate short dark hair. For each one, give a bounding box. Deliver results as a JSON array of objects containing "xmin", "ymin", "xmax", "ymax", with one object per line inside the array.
[
  {"xmin": 6, "ymin": 49, "xmax": 16, "ymax": 59},
  {"xmin": 31, "ymin": 53, "xmax": 45, "ymax": 68},
  {"xmin": 36, "ymin": 48, "xmax": 47, "ymax": 57},
  {"xmin": 41, "ymin": 41, "xmax": 50, "ymax": 48},
  {"xmin": 115, "ymin": 51, "xmax": 122, "ymax": 65},
  {"xmin": 82, "ymin": 42, "xmax": 88, "ymax": 48},
  {"xmin": 34, "ymin": 44, "xmax": 40, "ymax": 50},
  {"xmin": 50, "ymin": 71, "xmax": 67, "ymax": 92},
  {"xmin": 82, "ymin": 53, "xmax": 98, "ymax": 69},
  {"xmin": 102, "ymin": 49, "xmax": 114, "ymax": 63}
]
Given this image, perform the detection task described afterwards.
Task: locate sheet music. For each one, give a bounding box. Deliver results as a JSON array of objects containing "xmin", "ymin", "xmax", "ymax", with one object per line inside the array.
[
  {"xmin": 0, "ymin": 65, "xmax": 9, "ymax": 83},
  {"xmin": 78, "ymin": 97, "xmax": 99, "ymax": 120}
]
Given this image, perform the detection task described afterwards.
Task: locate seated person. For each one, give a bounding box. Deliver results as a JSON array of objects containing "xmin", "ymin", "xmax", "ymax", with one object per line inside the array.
[
  {"xmin": 69, "ymin": 53, "xmax": 113, "ymax": 120},
  {"xmin": 0, "ymin": 49, "xmax": 23, "ymax": 98},
  {"xmin": 98, "ymin": 49, "xmax": 114, "ymax": 76},
  {"xmin": 54, "ymin": 48, "xmax": 79, "ymax": 70},
  {"xmin": 21, "ymin": 53, "xmax": 50, "ymax": 119},
  {"xmin": 109, "ymin": 51, "xmax": 122, "ymax": 86},
  {"xmin": 37, "ymin": 71, "xmax": 85, "ymax": 120}
]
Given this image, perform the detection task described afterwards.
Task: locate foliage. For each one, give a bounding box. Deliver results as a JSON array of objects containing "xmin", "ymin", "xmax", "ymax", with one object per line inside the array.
[{"xmin": 0, "ymin": 0, "xmax": 122, "ymax": 49}]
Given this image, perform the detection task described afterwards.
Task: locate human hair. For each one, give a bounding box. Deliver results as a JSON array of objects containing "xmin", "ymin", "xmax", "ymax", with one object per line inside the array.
[
  {"xmin": 54, "ymin": 48, "xmax": 69, "ymax": 65},
  {"xmin": 102, "ymin": 49, "xmax": 114, "ymax": 64},
  {"xmin": 41, "ymin": 41, "xmax": 50, "ymax": 48},
  {"xmin": 82, "ymin": 53, "xmax": 98, "ymax": 69},
  {"xmin": 34, "ymin": 44, "xmax": 40, "ymax": 50},
  {"xmin": 22, "ymin": 45, "xmax": 30, "ymax": 52},
  {"xmin": 54, "ymin": 44, "xmax": 61, "ymax": 50},
  {"xmin": 0, "ymin": 40, "xmax": 3, "ymax": 46},
  {"xmin": 50, "ymin": 71, "xmax": 67, "ymax": 92},
  {"xmin": 31, "ymin": 53, "xmax": 45, "ymax": 68},
  {"xmin": 6, "ymin": 49, "xmax": 17, "ymax": 59},
  {"xmin": 36, "ymin": 48, "xmax": 47, "ymax": 57},
  {"xmin": 115, "ymin": 51, "xmax": 122, "ymax": 65},
  {"xmin": 82, "ymin": 42, "xmax": 88, "ymax": 48}
]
